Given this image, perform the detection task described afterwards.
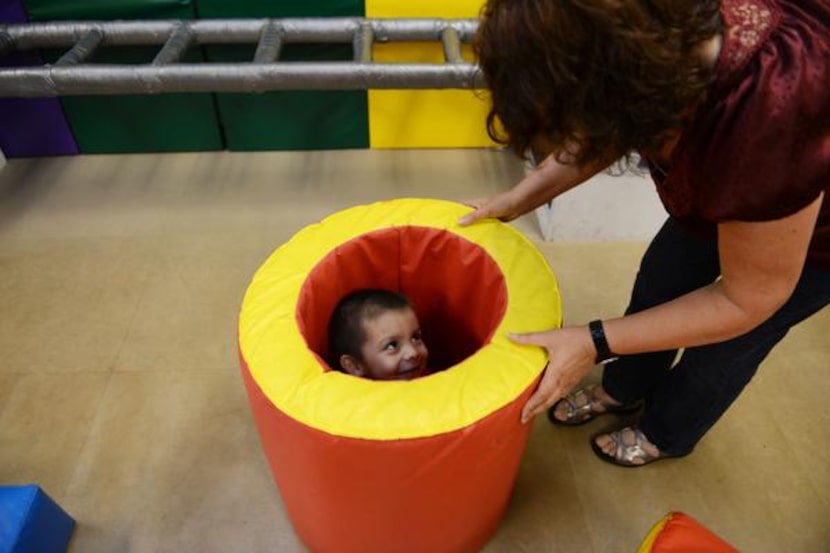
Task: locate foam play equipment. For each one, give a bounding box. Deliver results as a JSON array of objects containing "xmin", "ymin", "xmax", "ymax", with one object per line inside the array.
[
  {"xmin": 366, "ymin": 0, "xmax": 495, "ymax": 149},
  {"xmin": 0, "ymin": 485, "xmax": 75, "ymax": 553},
  {"xmin": 638, "ymin": 512, "xmax": 738, "ymax": 553},
  {"xmin": 238, "ymin": 198, "xmax": 560, "ymax": 552}
]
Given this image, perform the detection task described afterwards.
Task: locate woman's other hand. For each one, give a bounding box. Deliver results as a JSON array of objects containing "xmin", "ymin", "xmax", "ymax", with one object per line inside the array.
[
  {"xmin": 458, "ymin": 191, "xmax": 525, "ymax": 226},
  {"xmin": 510, "ymin": 326, "xmax": 596, "ymax": 423}
]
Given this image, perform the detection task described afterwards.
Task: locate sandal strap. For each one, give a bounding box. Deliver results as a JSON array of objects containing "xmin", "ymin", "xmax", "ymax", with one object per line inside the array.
[
  {"xmin": 609, "ymin": 427, "xmax": 661, "ymax": 465},
  {"xmin": 559, "ymin": 388, "xmax": 594, "ymax": 422},
  {"xmin": 557, "ymin": 385, "xmax": 630, "ymax": 423},
  {"xmin": 552, "ymin": 386, "xmax": 642, "ymax": 426}
]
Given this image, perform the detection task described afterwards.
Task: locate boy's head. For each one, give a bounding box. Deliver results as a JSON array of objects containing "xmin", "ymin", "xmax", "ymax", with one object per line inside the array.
[{"xmin": 328, "ymin": 289, "xmax": 429, "ymax": 381}]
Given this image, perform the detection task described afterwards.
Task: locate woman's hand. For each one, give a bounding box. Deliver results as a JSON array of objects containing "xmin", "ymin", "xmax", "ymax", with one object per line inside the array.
[
  {"xmin": 459, "ymin": 190, "xmax": 526, "ymax": 226},
  {"xmin": 510, "ymin": 326, "xmax": 597, "ymax": 423}
]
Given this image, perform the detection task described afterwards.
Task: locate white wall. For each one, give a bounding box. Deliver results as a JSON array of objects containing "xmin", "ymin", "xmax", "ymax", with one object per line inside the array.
[{"xmin": 535, "ymin": 169, "xmax": 666, "ymax": 242}]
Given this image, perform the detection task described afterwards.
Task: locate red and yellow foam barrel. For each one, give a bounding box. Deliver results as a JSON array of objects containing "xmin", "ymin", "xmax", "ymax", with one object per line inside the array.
[
  {"xmin": 238, "ymin": 198, "xmax": 560, "ymax": 552},
  {"xmin": 638, "ymin": 512, "xmax": 738, "ymax": 553}
]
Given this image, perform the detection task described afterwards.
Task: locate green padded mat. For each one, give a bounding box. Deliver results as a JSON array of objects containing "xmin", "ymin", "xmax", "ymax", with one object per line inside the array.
[
  {"xmin": 197, "ymin": 0, "xmax": 369, "ymax": 150},
  {"xmin": 23, "ymin": 0, "xmax": 199, "ymax": 20},
  {"xmin": 195, "ymin": 0, "xmax": 362, "ymax": 18},
  {"xmin": 22, "ymin": 0, "xmax": 223, "ymax": 153}
]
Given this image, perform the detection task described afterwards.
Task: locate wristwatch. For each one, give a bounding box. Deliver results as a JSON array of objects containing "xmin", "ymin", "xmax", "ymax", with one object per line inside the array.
[{"xmin": 589, "ymin": 320, "xmax": 619, "ymax": 364}]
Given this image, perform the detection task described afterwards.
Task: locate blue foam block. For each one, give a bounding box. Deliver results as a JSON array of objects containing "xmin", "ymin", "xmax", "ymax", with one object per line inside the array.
[{"xmin": 0, "ymin": 485, "xmax": 75, "ymax": 553}]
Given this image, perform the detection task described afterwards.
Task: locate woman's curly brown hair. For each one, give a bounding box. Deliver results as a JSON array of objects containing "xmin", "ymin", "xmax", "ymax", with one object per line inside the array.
[{"xmin": 475, "ymin": 0, "xmax": 722, "ymax": 167}]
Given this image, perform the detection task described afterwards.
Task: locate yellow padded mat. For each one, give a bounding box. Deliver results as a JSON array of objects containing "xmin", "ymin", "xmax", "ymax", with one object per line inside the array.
[{"xmin": 366, "ymin": 0, "xmax": 496, "ymax": 148}]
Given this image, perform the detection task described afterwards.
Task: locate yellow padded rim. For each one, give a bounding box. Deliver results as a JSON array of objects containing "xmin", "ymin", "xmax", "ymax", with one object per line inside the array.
[
  {"xmin": 238, "ymin": 198, "xmax": 561, "ymax": 440},
  {"xmin": 637, "ymin": 513, "xmax": 674, "ymax": 553}
]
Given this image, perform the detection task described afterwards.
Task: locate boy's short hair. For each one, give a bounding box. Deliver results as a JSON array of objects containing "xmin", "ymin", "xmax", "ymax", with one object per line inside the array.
[{"xmin": 328, "ymin": 289, "xmax": 414, "ymax": 366}]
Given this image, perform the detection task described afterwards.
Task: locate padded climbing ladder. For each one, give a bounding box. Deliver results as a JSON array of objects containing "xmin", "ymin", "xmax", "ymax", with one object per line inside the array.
[{"xmin": 0, "ymin": 18, "xmax": 483, "ymax": 96}]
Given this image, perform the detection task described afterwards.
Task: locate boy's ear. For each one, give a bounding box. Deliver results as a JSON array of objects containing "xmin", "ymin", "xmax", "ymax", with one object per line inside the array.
[{"xmin": 340, "ymin": 355, "xmax": 365, "ymax": 377}]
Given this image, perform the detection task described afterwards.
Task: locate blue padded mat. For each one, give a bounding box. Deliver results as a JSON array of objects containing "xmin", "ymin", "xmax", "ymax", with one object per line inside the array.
[{"xmin": 0, "ymin": 485, "xmax": 75, "ymax": 553}]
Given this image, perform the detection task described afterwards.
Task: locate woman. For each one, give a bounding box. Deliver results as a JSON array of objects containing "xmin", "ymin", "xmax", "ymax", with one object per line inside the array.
[{"xmin": 462, "ymin": 0, "xmax": 830, "ymax": 466}]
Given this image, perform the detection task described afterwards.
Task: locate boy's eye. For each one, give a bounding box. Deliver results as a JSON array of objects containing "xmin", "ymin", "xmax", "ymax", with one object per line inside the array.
[
  {"xmin": 412, "ymin": 331, "xmax": 423, "ymax": 342},
  {"xmin": 384, "ymin": 341, "xmax": 399, "ymax": 351}
]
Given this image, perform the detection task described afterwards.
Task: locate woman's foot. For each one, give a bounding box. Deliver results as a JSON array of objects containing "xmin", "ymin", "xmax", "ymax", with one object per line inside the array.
[
  {"xmin": 591, "ymin": 426, "xmax": 669, "ymax": 467},
  {"xmin": 548, "ymin": 384, "xmax": 641, "ymax": 426}
]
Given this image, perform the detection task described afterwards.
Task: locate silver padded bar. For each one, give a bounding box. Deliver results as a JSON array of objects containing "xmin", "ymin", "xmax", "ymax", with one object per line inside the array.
[
  {"xmin": 3, "ymin": 19, "xmax": 479, "ymax": 48},
  {"xmin": 152, "ymin": 23, "xmax": 195, "ymax": 65},
  {"xmin": 0, "ymin": 32, "xmax": 13, "ymax": 58},
  {"xmin": 54, "ymin": 28, "xmax": 104, "ymax": 66},
  {"xmin": 0, "ymin": 63, "xmax": 483, "ymax": 95},
  {"xmin": 440, "ymin": 27, "xmax": 464, "ymax": 64},
  {"xmin": 353, "ymin": 22, "xmax": 373, "ymax": 64},
  {"xmin": 253, "ymin": 21, "xmax": 283, "ymax": 63}
]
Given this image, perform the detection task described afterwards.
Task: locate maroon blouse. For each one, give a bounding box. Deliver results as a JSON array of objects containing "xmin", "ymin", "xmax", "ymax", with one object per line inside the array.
[{"xmin": 653, "ymin": 0, "xmax": 830, "ymax": 266}]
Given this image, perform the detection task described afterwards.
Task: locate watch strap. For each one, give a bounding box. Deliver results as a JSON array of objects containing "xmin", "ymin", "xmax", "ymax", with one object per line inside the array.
[{"xmin": 589, "ymin": 319, "xmax": 616, "ymax": 364}]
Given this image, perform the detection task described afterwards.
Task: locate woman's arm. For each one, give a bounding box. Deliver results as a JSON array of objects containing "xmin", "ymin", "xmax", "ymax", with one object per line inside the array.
[
  {"xmin": 605, "ymin": 192, "xmax": 823, "ymax": 351},
  {"xmin": 517, "ymin": 192, "xmax": 824, "ymax": 422},
  {"xmin": 459, "ymin": 151, "xmax": 607, "ymax": 225}
]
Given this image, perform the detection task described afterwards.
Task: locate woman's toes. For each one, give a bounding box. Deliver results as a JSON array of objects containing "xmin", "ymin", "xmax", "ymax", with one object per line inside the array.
[
  {"xmin": 639, "ymin": 435, "xmax": 661, "ymax": 458},
  {"xmin": 552, "ymin": 401, "xmax": 571, "ymax": 421},
  {"xmin": 594, "ymin": 433, "xmax": 615, "ymax": 455}
]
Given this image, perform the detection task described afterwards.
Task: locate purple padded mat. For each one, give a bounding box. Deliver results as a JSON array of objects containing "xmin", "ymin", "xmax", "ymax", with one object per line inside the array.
[{"xmin": 0, "ymin": 0, "xmax": 78, "ymax": 157}]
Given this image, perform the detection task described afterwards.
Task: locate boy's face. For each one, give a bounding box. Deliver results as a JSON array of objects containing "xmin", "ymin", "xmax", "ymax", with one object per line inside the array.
[{"xmin": 342, "ymin": 307, "xmax": 429, "ymax": 381}]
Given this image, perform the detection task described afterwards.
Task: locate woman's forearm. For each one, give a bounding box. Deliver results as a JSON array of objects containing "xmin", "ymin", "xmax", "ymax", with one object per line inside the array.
[
  {"xmin": 510, "ymin": 153, "xmax": 607, "ymax": 213},
  {"xmin": 459, "ymin": 149, "xmax": 612, "ymax": 225},
  {"xmin": 601, "ymin": 194, "xmax": 822, "ymax": 358},
  {"xmin": 602, "ymin": 281, "xmax": 777, "ymax": 356}
]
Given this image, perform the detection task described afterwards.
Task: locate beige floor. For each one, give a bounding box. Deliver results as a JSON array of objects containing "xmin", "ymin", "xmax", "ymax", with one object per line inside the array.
[{"xmin": 0, "ymin": 149, "xmax": 828, "ymax": 553}]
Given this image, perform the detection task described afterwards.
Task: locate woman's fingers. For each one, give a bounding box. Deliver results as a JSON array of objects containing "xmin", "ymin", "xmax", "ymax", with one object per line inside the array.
[
  {"xmin": 508, "ymin": 332, "xmax": 547, "ymax": 346},
  {"xmin": 511, "ymin": 327, "xmax": 596, "ymax": 423},
  {"xmin": 520, "ymin": 367, "xmax": 565, "ymax": 423},
  {"xmin": 521, "ymin": 390, "xmax": 551, "ymax": 423},
  {"xmin": 513, "ymin": 332, "xmax": 560, "ymax": 423},
  {"xmin": 460, "ymin": 198, "xmax": 487, "ymax": 209},
  {"xmin": 458, "ymin": 200, "xmax": 495, "ymax": 226},
  {"xmin": 458, "ymin": 192, "xmax": 519, "ymax": 225}
]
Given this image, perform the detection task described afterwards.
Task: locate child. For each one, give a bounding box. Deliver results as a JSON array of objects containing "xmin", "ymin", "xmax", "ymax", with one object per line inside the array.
[{"xmin": 328, "ymin": 289, "xmax": 430, "ymax": 381}]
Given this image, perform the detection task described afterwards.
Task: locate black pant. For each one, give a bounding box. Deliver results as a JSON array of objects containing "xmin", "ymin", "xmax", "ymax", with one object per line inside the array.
[{"xmin": 602, "ymin": 218, "xmax": 830, "ymax": 455}]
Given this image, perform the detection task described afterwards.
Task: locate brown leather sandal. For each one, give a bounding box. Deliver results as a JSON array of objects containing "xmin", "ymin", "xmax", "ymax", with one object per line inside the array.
[{"xmin": 547, "ymin": 385, "xmax": 642, "ymax": 426}]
